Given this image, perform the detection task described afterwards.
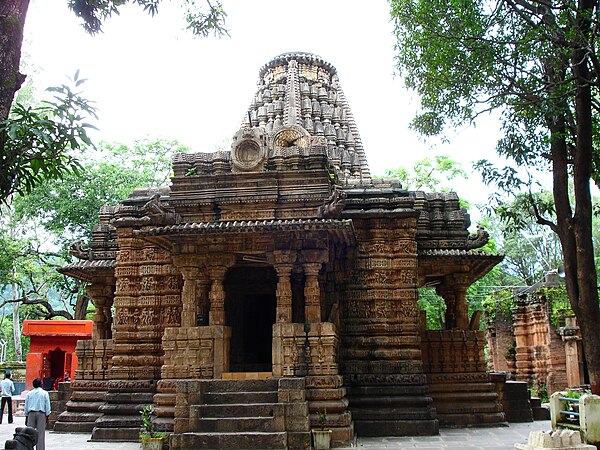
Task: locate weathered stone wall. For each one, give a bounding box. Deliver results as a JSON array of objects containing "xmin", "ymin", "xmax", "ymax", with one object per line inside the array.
[
  {"xmin": 486, "ymin": 313, "xmax": 515, "ymax": 375},
  {"xmin": 486, "ymin": 295, "xmax": 571, "ymax": 394}
]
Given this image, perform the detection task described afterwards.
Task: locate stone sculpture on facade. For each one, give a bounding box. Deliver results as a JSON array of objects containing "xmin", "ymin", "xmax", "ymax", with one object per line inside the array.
[{"xmin": 57, "ymin": 52, "xmax": 504, "ymax": 449}]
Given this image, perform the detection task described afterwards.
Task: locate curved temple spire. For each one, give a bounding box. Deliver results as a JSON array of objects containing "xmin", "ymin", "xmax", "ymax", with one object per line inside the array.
[{"xmin": 242, "ymin": 52, "xmax": 372, "ymax": 184}]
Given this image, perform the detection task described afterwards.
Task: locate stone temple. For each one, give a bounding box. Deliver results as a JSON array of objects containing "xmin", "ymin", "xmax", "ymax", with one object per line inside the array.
[{"xmin": 57, "ymin": 52, "xmax": 504, "ymax": 449}]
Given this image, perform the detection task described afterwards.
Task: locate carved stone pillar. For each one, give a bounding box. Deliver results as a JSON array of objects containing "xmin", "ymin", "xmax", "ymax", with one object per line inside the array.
[
  {"xmin": 274, "ymin": 254, "xmax": 294, "ymax": 322},
  {"xmin": 304, "ymin": 263, "xmax": 322, "ymax": 323},
  {"xmin": 208, "ymin": 266, "xmax": 228, "ymax": 325},
  {"xmin": 179, "ymin": 267, "xmax": 200, "ymax": 328},
  {"xmin": 87, "ymin": 280, "xmax": 115, "ymax": 340},
  {"xmin": 437, "ymin": 275, "xmax": 469, "ymax": 330},
  {"xmin": 197, "ymin": 277, "xmax": 211, "ymax": 325},
  {"xmin": 561, "ymin": 317, "xmax": 582, "ymax": 387}
]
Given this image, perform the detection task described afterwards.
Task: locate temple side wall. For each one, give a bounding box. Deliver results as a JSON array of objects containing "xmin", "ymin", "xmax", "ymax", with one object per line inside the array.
[{"xmin": 341, "ymin": 214, "xmax": 438, "ymax": 436}]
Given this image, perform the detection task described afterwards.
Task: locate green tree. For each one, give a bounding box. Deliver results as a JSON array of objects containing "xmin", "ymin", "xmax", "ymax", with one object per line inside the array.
[
  {"xmin": 391, "ymin": 0, "xmax": 600, "ymax": 391},
  {"xmin": 0, "ymin": 0, "xmax": 226, "ymax": 204},
  {"xmin": 0, "ymin": 138, "xmax": 183, "ymax": 326},
  {"xmin": 0, "ymin": 72, "xmax": 97, "ymax": 202},
  {"xmin": 385, "ymin": 155, "xmax": 468, "ymax": 192},
  {"xmin": 12, "ymin": 138, "xmax": 180, "ymax": 244}
]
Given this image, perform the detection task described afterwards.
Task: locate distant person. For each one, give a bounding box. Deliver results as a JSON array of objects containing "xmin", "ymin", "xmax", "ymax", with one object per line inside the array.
[
  {"xmin": 24, "ymin": 378, "xmax": 50, "ymax": 450},
  {"xmin": 0, "ymin": 372, "xmax": 15, "ymax": 424}
]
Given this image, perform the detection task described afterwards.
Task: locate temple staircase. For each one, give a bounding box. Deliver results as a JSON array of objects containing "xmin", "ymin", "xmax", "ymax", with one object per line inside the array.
[
  {"xmin": 170, "ymin": 378, "xmax": 311, "ymax": 450},
  {"xmin": 53, "ymin": 380, "xmax": 108, "ymax": 433}
]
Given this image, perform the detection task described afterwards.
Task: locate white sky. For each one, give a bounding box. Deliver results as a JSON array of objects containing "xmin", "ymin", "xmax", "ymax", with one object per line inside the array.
[{"xmin": 22, "ymin": 0, "xmax": 502, "ymax": 213}]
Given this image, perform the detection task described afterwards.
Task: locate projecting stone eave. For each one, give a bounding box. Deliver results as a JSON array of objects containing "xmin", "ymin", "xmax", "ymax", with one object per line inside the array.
[
  {"xmin": 135, "ymin": 218, "xmax": 355, "ymax": 241},
  {"xmin": 418, "ymin": 249, "xmax": 504, "ymax": 287},
  {"xmin": 57, "ymin": 259, "xmax": 116, "ymax": 283}
]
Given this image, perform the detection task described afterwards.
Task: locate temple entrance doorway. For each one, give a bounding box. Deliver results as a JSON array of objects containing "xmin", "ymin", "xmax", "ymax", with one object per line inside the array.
[{"xmin": 225, "ymin": 265, "xmax": 277, "ymax": 373}]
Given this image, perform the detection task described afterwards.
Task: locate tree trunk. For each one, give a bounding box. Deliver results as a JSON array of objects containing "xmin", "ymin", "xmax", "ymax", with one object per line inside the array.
[
  {"xmin": 0, "ymin": 0, "xmax": 29, "ymax": 121},
  {"xmin": 11, "ymin": 280, "xmax": 22, "ymax": 362},
  {"xmin": 74, "ymin": 294, "xmax": 89, "ymax": 320},
  {"xmin": 0, "ymin": 0, "xmax": 30, "ymax": 199},
  {"xmin": 570, "ymin": 20, "xmax": 600, "ymax": 391}
]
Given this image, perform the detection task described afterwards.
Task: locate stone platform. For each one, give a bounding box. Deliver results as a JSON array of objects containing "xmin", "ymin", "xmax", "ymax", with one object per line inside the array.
[{"xmin": 0, "ymin": 416, "xmax": 551, "ymax": 449}]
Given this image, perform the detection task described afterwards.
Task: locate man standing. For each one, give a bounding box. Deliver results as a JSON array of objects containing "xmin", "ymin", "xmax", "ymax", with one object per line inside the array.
[
  {"xmin": 24, "ymin": 378, "xmax": 51, "ymax": 450},
  {"xmin": 0, "ymin": 372, "xmax": 15, "ymax": 424}
]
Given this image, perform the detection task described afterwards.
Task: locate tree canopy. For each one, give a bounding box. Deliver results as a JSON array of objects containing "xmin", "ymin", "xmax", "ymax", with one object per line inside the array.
[{"xmin": 391, "ymin": 0, "xmax": 600, "ymax": 390}]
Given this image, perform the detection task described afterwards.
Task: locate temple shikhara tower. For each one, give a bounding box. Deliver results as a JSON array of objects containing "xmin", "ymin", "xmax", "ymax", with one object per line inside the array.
[{"xmin": 58, "ymin": 52, "xmax": 504, "ymax": 449}]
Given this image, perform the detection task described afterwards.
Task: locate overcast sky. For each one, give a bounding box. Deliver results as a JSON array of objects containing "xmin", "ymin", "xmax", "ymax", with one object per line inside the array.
[{"xmin": 22, "ymin": 0, "xmax": 502, "ymax": 212}]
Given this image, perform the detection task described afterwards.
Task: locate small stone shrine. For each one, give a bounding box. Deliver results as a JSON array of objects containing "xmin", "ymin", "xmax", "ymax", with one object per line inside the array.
[{"xmin": 57, "ymin": 52, "xmax": 504, "ymax": 448}]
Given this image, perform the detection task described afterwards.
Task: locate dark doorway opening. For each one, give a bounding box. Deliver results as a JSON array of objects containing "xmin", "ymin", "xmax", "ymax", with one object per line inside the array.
[
  {"xmin": 225, "ymin": 266, "xmax": 277, "ymax": 372},
  {"xmin": 43, "ymin": 348, "xmax": 66, "ymax": 390}
]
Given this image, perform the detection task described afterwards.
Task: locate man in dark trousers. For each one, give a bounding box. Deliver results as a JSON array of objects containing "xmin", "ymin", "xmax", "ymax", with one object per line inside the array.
[
  {"xmin": 0, "ymin": 372, "xmax": 15, "ymax": 424},
  {"xmin": 23, "ymin": 378, "xmax": 50, "ymax": 450}
]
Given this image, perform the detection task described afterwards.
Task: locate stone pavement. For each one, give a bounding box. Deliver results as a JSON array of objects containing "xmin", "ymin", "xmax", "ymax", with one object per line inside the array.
[
  {"xmin": 0, "ymin": 416, "xmax": 551, "ymax": 449},
  {"xmin": 0, "ymin": 415, "xmax": 138, "ymax": 450},
  {"xmin": 341, "ymin": 421, "xmax": 552, "ymax": 449}
]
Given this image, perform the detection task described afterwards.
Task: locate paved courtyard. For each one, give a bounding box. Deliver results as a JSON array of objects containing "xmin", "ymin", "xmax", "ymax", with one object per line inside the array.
[{"xmin": 0, "ymin": 416, "xmax": 551, "ymax": 449}]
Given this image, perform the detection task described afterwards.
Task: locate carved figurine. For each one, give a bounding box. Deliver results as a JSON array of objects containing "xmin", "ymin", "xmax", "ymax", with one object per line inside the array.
[{"xmin": 319, "ymin": 186, "xmax": 347, "ymax": 219}]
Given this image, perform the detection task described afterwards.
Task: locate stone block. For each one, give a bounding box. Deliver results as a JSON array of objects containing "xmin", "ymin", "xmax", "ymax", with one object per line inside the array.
[
  {"xmin": 581, "ymin": 394, "xmax": 600, "ymax": 445},
  {"xmin": 331, "ymin": 424, "xmax": 355, "ymax": 446},
  {"xmin": 284, "ymin": 402, "xmax": 309, "ymax": 418},
  {"xmin": 307, "ymin": 387, "xmax": 346, "ymax": 401},
  {"xmin": 287, "ymin": 431, "xmax": 311, "ymax": 450},
  {"xmin": 279, "ymin": 377, "xmax": 305, "ymax": 391},
  {"xmin": 515, "ymin": 430, "xmax": 596, "ymax": 449},
  {"xmin": 285, "ymin": 415, "xmax": 310, "ymax": 432},
  {"xmin": 305, "ymin": 375, "xmax": 344, "ymax": 389}
]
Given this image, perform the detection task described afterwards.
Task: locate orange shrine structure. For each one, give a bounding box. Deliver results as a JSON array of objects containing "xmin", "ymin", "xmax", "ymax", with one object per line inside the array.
[{"xmin": 22, "ymin": 320, "xmax": 93, "ymax": 390}]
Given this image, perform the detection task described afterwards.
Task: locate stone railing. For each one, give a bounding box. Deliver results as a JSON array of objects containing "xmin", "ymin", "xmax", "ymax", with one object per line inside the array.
[{"xmin": 550, "ymin": 392, "xmax": 600, "ymax": 446}]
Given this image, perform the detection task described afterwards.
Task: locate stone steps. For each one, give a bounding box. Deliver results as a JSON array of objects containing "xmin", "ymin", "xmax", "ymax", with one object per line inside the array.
[
  {"xmin": 347, "ymin": 383, "xmax": 439, "ymax": 437},
  {"xmin": 194, "ymin": 402, "xmax": 283, "ymax": 418},
  {"xmin": 503, "ymin": 381, "xmax": 533, "ymax": 423},
  {"xmin": 171, "ymin": 378, "xmax": 309, "ymax": 450},
  {"xmin": 203, "ymin": 390, "xmax": 279, "ymax": 404},
  {"xmin": 202, "ymin": 378, "xmax": 279, "ymax": 393},
  {"xmin": 53, "ymin": 382, "xmax": 108, "ymax": 433},
  {"xmin": 530, "ymin": 396, "xmax": 551, "ymax": 420},
  {"xmin": 171, "ymin": 431, "xmax": 288, "ymax": 449},
  {"xmin": 428, "ymin": 382, "xmax": 497, "ymax": 394},
  {"xmin": 195, "ymin": 416, "xmax": 283, "ymax": 433}
]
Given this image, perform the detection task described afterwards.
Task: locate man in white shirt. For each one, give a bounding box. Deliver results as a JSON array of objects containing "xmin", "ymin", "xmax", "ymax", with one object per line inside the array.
[
  {"xmin": 0, "ymin": 372, "xmax": 15, "ymax": 424},
  {"xmin": 24, "ymin": 378, "xmax": 51, "ymax": 450}
]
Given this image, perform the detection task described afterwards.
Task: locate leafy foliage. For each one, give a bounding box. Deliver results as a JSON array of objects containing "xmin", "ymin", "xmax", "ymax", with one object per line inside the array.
[
  {"xmin": 0, "ymin": 138, "xmax": 185, "ymax": 327},
  {"xmin": 139, "ymin": 405, "xmax": 167, "ymax": 440},
  {"xmin": 418, "ymin": 288, "xmax": 446, "ymax": 330},
  {"xmin": 68, "ymin": 0, "xmax": 228, "ymax": 37},
  {"xmin": 391, "ymin": 0, "xmax": 600, "ymax": 385},
  {"xmin": 0, "ymin": 72, "xmax": 97, "ymax": 203},
  {"xmin": 540, "ymin": 286, "xmax": 572, "ymax": 328}
]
